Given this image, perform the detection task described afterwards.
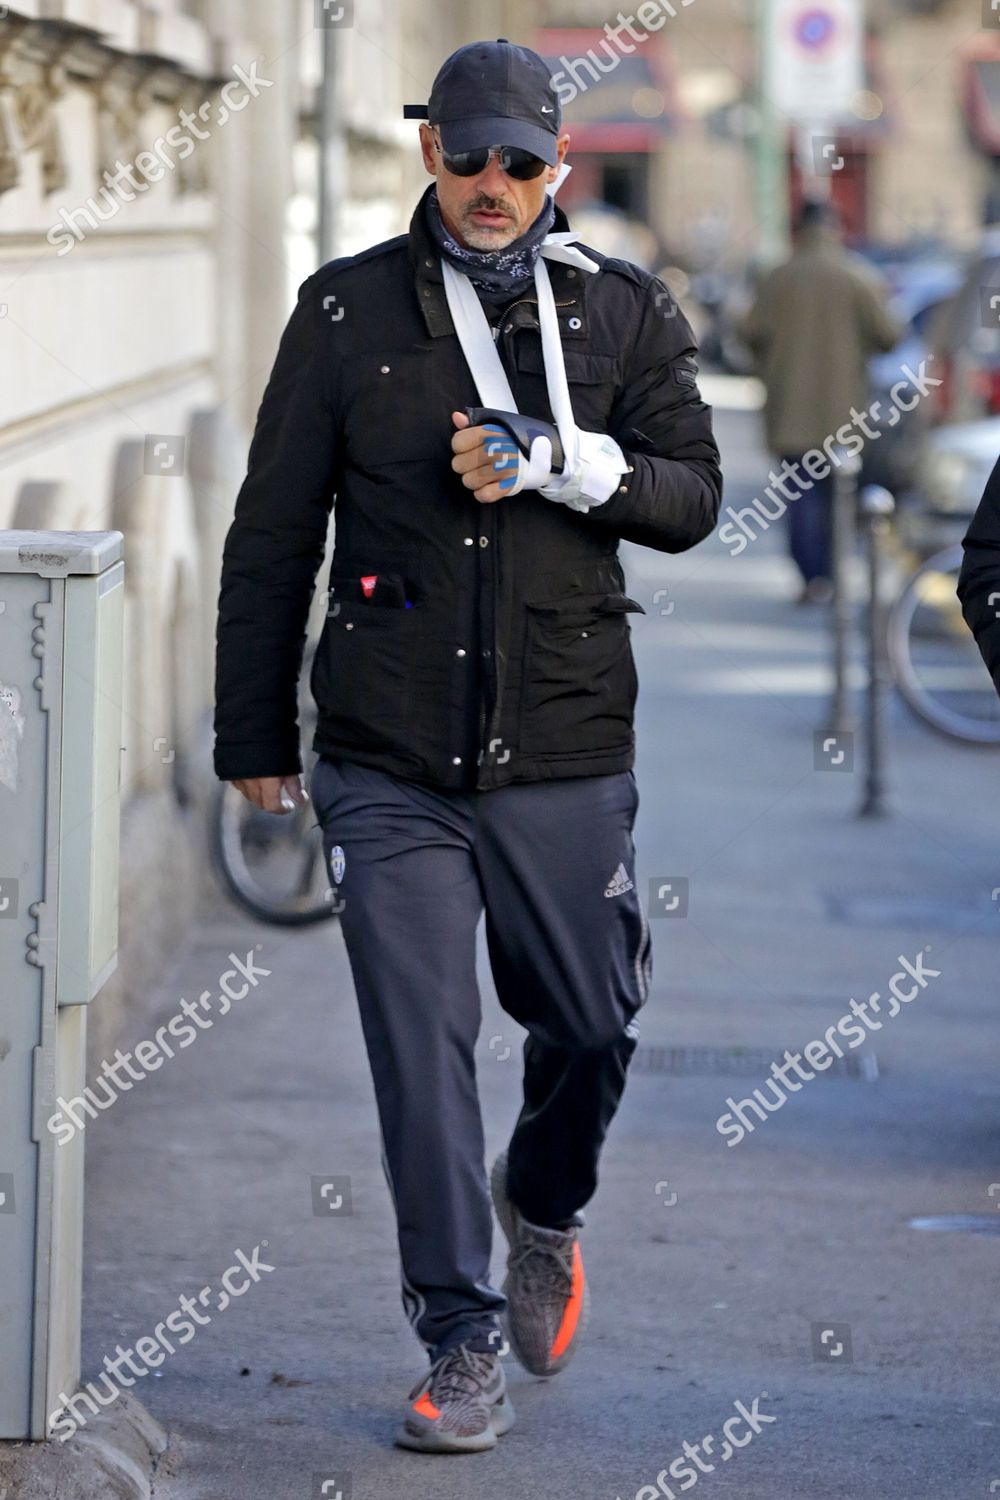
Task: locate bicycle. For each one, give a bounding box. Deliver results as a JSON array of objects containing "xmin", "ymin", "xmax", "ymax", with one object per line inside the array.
[{"xmin": 886, "ymin": 542, "xmax": 1000, "ymax": 745}]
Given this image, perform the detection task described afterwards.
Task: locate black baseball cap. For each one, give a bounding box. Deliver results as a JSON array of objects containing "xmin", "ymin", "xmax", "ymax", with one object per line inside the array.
[{"xmin": 404, "ymin": 38, "xmax": 562, "ymax": 167}]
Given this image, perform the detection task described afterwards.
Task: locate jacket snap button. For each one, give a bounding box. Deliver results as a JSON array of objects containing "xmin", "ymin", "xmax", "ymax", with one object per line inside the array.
[
  {"xmin": 464, "ymin": 536, "xmax": 474, "ymax": 546},
  {"xmin": 619, "ymin": 484, "xmax": 628, "ymax": 493},
  {"xmin": 581, "ymin": 630, "xmax": 589, "ymax": 638},
  {"xmin": 456, "ymin": 648, "xmax": 467, "ymax": 657},
  {"xmin": 345, "ymin": 622, "xmax": 354, "ymax": 630},
  {"xmin": 479, "ymin": 536, "xmax": 488, "ymax": 547},
  {"xmin": 451, "ymin": 756, "xmax": 462, "ymax": 765},
  {"xmin": 380, "ymin": 365, "xmax": 390, "ymax": 373},
  {"xmin": 568, "ymin": 316, "xmax": 582, "ymax": 330}
]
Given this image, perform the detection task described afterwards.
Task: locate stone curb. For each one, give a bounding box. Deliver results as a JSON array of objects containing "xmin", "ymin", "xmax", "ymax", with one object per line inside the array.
[{"xmin": 0, "ymin": 1391, "xmax": 167, "ymax": 1499}]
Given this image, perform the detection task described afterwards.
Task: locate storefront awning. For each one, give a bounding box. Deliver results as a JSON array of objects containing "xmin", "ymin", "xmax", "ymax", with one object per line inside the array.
[{"xmin": 535, "ymin": 27, "xmax": 679, "ymax": 152}]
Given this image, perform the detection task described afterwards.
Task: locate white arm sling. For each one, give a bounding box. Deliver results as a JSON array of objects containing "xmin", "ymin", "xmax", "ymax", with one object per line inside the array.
[{"xmin": 440, "ymin": 163, "xmax": 629, "ymax": 511}]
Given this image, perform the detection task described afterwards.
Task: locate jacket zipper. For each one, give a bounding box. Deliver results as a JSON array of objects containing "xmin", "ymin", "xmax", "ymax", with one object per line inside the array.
[
  {"xmin": 490, "ymin": 296, "xmax": 576, "ymax": 341},
  {"xmin": 500, "ymin": 295, "xmax": 576, "ymax": 325}
]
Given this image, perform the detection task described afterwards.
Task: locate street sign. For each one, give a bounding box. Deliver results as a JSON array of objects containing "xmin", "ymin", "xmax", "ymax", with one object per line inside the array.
[{"xmin": 764, "ymin": 0, "xmax": 863, "ymax": 124}]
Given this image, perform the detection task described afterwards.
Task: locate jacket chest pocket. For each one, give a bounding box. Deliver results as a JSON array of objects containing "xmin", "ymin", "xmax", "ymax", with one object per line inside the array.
[
  {"xmin": 513, "ymin": 344, "xmax": 621, "ymax": 434},
  {"xmin": 518, "ymin": 593, "xmax": 644, "ymax": 756},
  {"xmin": 342, "ymin": 348, "xmax": 454, "ymax": 471}
]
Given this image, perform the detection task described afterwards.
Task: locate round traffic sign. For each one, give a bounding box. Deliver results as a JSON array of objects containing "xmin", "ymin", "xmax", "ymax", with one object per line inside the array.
[{"xmin": 794, "ymin": 7, "xmax": 837, "ymax": 49}]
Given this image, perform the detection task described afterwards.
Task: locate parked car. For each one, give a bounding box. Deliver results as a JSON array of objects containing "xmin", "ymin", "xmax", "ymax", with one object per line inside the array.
[
  {"xmin": 860, "ymin": 255, "xmax": 965, "ymax": 493},
  {"xmin": 923, "ymin": 226, "xmax": 1000, "ymax": 426},
  {"xmin": 898, "ymin": 415, "xmax": 1000, "ymax": 557}
]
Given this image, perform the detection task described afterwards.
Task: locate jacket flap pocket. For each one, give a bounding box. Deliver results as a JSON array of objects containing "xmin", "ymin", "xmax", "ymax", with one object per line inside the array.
[
  {"xmin": 514, "ymin": 344, "xmax": 621, "ymax": 385},
  {"xmin": 527, "ymin": 592, "xmax": 645, "ymax": 617},
  {"xmin": 598, "ymin": 594, "xmax": 646, "ymax": 616}
]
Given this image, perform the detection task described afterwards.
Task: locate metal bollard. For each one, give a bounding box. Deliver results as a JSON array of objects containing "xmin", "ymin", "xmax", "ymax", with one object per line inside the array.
[
  {"xmin": 858, "ymin": 485, "xmax": 895, "ymax": 818},
  {"xmin": 829, "ymin": 446, "xmax": 861, "ymax": 734}
]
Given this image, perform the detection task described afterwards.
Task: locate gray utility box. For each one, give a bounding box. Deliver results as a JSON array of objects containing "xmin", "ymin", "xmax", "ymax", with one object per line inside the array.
[{"xmin": 0, "ymin": 530, "xmax": 124, "ymax": 1439}]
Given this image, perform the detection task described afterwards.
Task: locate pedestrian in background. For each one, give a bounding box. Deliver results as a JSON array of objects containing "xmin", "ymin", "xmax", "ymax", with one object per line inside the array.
[{"xmin": 742, "ymin": 199, "xmax": 901, "ymax": 603}]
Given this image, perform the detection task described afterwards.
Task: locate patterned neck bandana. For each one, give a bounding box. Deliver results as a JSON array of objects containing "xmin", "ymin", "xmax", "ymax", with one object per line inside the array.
[{"xmin": 425, "ymin": 186, "xmax": 557, "ymax": 298}]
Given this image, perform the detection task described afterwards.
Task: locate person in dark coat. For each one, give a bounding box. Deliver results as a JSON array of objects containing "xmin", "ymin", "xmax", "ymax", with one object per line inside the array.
[
  {"xmin": 213, "ymin": 37, "xmax": 721, "ymax": 1453},
  {"xmin": 742, "ymin": 199, "xmax": 901, "ymax": 602}
]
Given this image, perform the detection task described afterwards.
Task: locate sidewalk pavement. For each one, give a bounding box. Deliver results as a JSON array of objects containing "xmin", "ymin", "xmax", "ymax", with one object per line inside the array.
[{"xmin": 80, "ymin": 397, "xmax": 1000, "ymax": 1499}]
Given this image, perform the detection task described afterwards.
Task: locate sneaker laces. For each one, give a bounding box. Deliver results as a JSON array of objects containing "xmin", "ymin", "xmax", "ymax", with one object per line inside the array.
[
  {"xmin": 508, "ymin": 1228, "xmax": 576, "ymax": 1300},
  {"xmin": 408, "ymin": 1342, "xmax": 497, "ymax": 1406}
]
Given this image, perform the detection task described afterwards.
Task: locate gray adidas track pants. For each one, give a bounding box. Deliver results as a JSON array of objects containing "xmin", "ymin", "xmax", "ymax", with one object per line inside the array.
[{"xmin": 309, "ymin": 754, "xmax": 652, "ymax": 1360}]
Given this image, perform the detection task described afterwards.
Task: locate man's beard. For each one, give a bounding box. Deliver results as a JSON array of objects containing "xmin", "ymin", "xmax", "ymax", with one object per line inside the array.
[{"xmin": 458, "ymin": 195, "xmax": 522, "ymax": 250}]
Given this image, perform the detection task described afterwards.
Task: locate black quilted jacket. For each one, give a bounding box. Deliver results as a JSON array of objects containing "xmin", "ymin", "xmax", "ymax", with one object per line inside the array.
[{"xmin": 214, "ymin": 183, "xmax": 722, "ymax": 791}]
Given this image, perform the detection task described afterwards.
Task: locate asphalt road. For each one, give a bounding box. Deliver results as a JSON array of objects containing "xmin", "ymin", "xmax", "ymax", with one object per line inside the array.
[{"xmin": 83, "ymin": 395, "xmax": 1000, "ymax": 1499}]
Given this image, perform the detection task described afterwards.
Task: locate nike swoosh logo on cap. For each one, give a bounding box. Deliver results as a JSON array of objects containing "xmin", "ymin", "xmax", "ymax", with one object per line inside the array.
[{"xmin": 541, "ymin": 106, "xmax": 554, "ymax": 113}]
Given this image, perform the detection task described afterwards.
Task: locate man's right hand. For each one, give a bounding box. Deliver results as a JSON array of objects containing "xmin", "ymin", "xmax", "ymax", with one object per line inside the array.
[{"xmin": 231, "ymin": 774, "xmax": 309, "ymax": 814}]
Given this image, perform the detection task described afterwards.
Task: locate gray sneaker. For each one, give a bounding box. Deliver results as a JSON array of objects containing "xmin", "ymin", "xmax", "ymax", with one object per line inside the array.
[
  {"xmin": 490, "ymin": 1149, "xmax": 590, "ymax": 1377},
  {"xmin": 395, "ymin": 1341, "xmax": 515, "ymax": 1453}
]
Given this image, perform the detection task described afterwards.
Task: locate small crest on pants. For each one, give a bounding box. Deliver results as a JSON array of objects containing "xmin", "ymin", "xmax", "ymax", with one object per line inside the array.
[{"xmin": 330, "ymin": 845, "xmax": 346, "ymax": 884}]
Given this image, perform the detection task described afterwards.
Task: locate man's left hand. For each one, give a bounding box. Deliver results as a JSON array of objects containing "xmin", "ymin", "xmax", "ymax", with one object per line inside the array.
[{"xmin": 451, "ymin": 411, "xmax": 520, "ymax": 504}]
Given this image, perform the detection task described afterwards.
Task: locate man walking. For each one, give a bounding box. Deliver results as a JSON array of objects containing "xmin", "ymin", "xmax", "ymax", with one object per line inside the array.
[
  {"xmin": 742, "ymin": 199, "xmax": 900, "ymax": 603},
  {"xmin": 214, "ymin": 38, "xmax": 721, "ymax": 1453}
]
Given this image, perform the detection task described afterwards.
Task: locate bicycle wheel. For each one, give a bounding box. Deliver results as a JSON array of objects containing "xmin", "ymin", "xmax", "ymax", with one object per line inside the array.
[
  {"xmin": 209, "ymin": 645, "xmax": 340, "ymax": 924},
  {"xmin": 887, "ymin": 544, "xmax": 1000, "ymax": 744}
]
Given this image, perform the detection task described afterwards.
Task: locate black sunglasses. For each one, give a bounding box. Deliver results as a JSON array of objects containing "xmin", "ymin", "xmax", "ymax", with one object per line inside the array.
[{"xmin": 432, "ymin": 130, "xmax": 548, "ymax": 181}]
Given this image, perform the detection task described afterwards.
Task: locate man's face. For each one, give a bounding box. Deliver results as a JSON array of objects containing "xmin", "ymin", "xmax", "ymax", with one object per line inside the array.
[{"xmin": 420, "ymin": 123, "xmax": 570, "ymax": 250}]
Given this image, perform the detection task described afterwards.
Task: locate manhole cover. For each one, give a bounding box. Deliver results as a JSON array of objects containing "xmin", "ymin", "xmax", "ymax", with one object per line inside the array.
[
  {"xmin": 909, "ymin": 1215, "xmax": 1000, "ymax": 1236},
  {"xmin": 823, "ymin": 887, "xmax": 993, "ymax": 932}
]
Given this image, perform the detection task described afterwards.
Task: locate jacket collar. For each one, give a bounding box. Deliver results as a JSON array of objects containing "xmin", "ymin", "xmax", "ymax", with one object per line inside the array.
[{"xmin": 408, "ymin": 181, "xmax": 580, "ymax": 338}]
